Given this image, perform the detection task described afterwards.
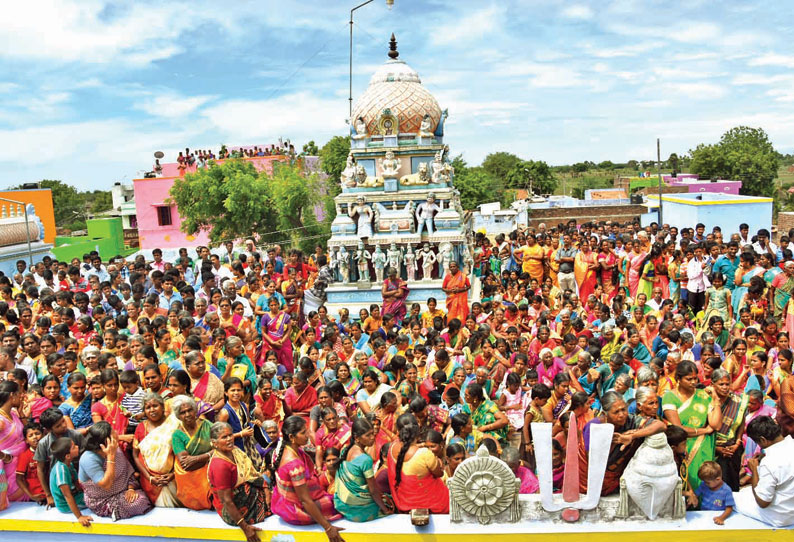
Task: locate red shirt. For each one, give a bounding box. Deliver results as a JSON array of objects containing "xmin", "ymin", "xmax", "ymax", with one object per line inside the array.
[{"xmin": 15, "ymin": 447, "xmax": 44, "ymax": 498}]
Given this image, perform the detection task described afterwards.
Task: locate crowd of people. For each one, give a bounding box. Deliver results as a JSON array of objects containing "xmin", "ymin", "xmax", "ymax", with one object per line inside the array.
[
  {"xmin": 1, "ymin": 218, "xmax": 794, "ymax": 541},
  {"xmin": 151, "ymin": 142, "xmax": 299, "ymax": 177}
]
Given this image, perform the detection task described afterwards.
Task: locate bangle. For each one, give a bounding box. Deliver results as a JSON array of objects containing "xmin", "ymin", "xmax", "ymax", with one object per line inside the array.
[
  {"xmin": 107, "ymin": 460, "xmax": 115, "ymax": 464},
  {"xmin": 324, "ymin": 526, "xmax": 334, "ymax": 532},
  {"xmin": 237, "ymin": 517, "xmax": 246, "ymax": 525}
]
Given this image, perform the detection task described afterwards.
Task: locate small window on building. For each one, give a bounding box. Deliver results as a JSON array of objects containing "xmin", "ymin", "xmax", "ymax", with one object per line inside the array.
[{"xmin": 156, "ymin": 206, "xmax": 172, "ymax": 226}]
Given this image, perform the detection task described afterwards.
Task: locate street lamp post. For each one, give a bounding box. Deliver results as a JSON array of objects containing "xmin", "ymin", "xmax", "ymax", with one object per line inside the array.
[{"xmin": 349, "ymin": 0, "xmax": 394, "ymax": 117}]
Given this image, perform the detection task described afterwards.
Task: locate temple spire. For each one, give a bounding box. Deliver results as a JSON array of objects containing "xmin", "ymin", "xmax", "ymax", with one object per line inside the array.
[{"xmin": 388, "ymin": 33, "xmax": 399, "ymax": 59}]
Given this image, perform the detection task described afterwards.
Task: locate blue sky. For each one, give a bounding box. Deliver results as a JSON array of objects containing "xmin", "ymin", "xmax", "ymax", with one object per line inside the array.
[{"xmin": 0, "ymin": 0, "xmax": 793, "ymax": 190}]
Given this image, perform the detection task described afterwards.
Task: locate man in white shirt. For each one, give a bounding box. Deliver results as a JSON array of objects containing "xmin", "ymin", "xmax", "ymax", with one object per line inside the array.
[
  {"xmin": 752, "ymin": 228, "xmax": 778, "ymax": 259},
  {"xmin": 647, "ymin": 287, "xmax": 664, "ymax": 312},
  {"xmin": 686, "ymin": 244, "xmax": 709, "ymax": 314},
  {"xmin": 210, "ymin": 254, "xmax": 233, "ymax": 282},
  {"xmin": 735, "ymin": 416, "xmax": 794, "ymax": 527}
]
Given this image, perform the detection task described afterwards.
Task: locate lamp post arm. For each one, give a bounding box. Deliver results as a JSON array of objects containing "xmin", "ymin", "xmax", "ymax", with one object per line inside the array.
[{"xmin": 349, "ymin": 0, "xmax": 376, "ymax": 117}]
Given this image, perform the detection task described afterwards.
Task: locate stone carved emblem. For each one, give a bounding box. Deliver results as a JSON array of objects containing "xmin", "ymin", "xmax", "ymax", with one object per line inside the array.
[{"xmin": 448, "ymin": 445, "xmax": 520, "ymax": 524}]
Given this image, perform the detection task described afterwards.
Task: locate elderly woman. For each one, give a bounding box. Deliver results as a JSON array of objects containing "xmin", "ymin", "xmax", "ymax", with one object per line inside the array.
[
  {"xmin": 271, "ymin": 416, "xmax": 343, "ymax": 540},
  {"xmin": 711, "ymin": 368, "xmax": 748, "ymax": 491},
  {"xmin": 77, "ymin": 421, "xmax": 153, "ymax": 519},
  {"xmin": 633, "ymin": 386, "xmax": 660, "ymax": 419},
  {"xmin": 80, "ymin": 346, "xmax": 101, "ymax": 379},
  {"xmin": 171, "ymin": 395, "xmax": 213, "ymax": 510},
  {"xmin": 662, "ymin": 360, "xmax": 723, "ymax": 492},
  {"xmin": 208, "ymin": 422, "xmax": 271, "ymax": 542},
  {"xmin": 133, "ymin": 392, "xmax": 179, "ymax": 507},
  {"xmin": 218, "ymin": 336, "xmax": 257, "ymax": 397},
  {"xmin": 185, "ymin": 351, "xmax": 225, "ymax": 416},
  {"xmin": 579, "ymin": 390, "xmax": 666, "ymax": 495}
]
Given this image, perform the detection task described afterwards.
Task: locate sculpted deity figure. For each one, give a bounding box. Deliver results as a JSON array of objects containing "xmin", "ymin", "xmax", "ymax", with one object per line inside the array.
[
  {"xmin": 328, "ymin": 246, "xmax": 340, "ymax": 281},
  {"xmin": 387, "ymin": 242, "xmax": 401, "ymax": 274},
  {"xmin": 348, "ymin": 196, "xmax": 373, "ymax": 238},
  {"xmin": 338, "ymin": 246, "xmax": 350, "ymax": 283},
  {"xmin": 341, "ymin": 152, "xmax": 357, "ymax": 188},
  {"xmin": 419, "ymin": 243, "xmax": 436, "ymax": 281},
  {"xmin": 419, "ymin": 114, "xmax": 434, "ymax": 137},
  {"xmin": 351, "ymin": 116, "xmax": 368, "ymax": 140},
  {"xmin": 355, "ymin": 241, "xmax": 371, "ymax": 283},
  {"xmin": 380, "ymin": 150, "xmax": 401, "ymax": 179},
  {"xmin": 372, "ymin": 245, "xmax": 387, "ymax": 283},
  {"xmin": 415, "ymin": 193, "xmax": 441, "ymax": 236},
  {"xmin": 403, "ymin": 244, "xmax": 417, "ymax": 282},
  {"xmin": 462, "ymin": 244, "xmax": 475, "ymax": 276},
  {"xmin": 437, "ymin": 243, "xmax": 454, "ymax": 280}
]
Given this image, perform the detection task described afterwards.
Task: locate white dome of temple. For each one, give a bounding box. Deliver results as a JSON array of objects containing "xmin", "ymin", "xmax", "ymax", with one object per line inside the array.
[{"xmin": 350, "ymin": 34, "xmax": 442, "ymax": 137}]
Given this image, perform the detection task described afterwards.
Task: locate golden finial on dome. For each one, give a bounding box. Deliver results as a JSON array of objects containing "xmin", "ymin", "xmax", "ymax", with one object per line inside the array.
[{"xmin": 388, "ymin": 33, "xmax": 399, "ymax": 60}]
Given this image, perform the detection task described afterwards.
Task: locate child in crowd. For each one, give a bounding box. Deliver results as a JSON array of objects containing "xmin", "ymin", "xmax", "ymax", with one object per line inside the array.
[
  {"xmin": 14, "ymin": 422, "xmax": 45, "ymax": 504},
  {"xmin": 120, "ymin": 369, "xmax": 145, "ymax": 433},
  {"xmin": 695, "ymin": 461, "xmax": 735, "ymax": 525},
  {"xmin": 48, "ymin": 437, "xmax": 91, "ymax": 526}
]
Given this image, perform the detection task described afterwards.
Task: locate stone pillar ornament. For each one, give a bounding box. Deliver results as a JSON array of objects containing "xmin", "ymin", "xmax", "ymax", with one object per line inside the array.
[{"xmin": 448, "ymin": 445, "xmax": 521, "ymax": 524}]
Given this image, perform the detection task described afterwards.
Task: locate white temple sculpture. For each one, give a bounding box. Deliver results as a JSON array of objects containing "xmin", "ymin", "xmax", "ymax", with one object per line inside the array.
[
  {"xmin": 372, "ymin": 245, "xmax": 387, "ymax": 283},
  {"xmin": 448, "ymin": 445, "xmax": 521, "ymax": 525},
  {"xmin": 419, "ymin": 243, "xmax": 436, "ymax": 281},
  {"xmin": 616, "ymin": 433, "xmax": 686, "ymax": 520},
  {"xmin": 338, "ymin": 246, "xmax": 350, "ymax": 283}
]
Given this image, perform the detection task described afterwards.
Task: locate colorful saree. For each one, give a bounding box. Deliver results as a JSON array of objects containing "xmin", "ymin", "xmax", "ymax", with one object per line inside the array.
[
  {"xmin": 272, "ymin": 447, "xmax": 340, "ymax": 525},
  {"xmin": 81, "ymin": 449, "xmax": 153, "ymax": 519},
  {"xmin": 0, "ymin": 409, "xmax": 27, "ymax": 501},
  {"xmin": 136, "ymin": 414, "xmax": 180, "ymax": 507},
  {"xmin": 628, "ymin": 251, "xmax": 647, "ymax": 299},
  {"xmin": 387, "ymin": 444, "xmax": 449, "ymax": 514},
  {"xmin": 171, "ymin": 419, "xmax": 213, "ymax": 510},
  {"xmin": 382, "ymin": 277, "xmax": 409, "ymax": 322},
  {"xmin": 443, "ymin": 271, "xmax": 471, "ymax": 322},
  {"xmin": 662, "ymin": 389, "xmax": 714, "ymax": 491},
  {"xmin": 260, "ymin": 311, "xmax": 293, "ymax": 372},
  {"xmin": 574, "ymin": 250, "xmax": 598, "ymax": 301},
  {"xmin": 208, "ymin": 448, "xmax": 270, "ymax": 526},
  {"xmin": 334, "ymin": 452, "xmax": 383, "ymax": 522}
]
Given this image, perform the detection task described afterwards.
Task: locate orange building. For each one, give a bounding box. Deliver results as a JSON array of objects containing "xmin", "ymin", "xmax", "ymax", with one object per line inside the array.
[{"xmin": 0, "ymin": 189, "xmax": 56, "ymax": 245}]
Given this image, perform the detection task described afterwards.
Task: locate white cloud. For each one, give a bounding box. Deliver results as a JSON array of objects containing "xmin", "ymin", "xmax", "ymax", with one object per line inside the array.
[
  {"xmin": 135, "ymin": 94, "xmax": 216, "ymax": 119},
  {"xmin": 431, "ymin": 5, "xmax": 505, "ymax": 46},
  {"xmin": 767, "ymin": 89, "xmax": 794, "ymax": 103},
  {"xmin": 660, "ymin": 82, "xmax": 726, "ymax": 100},
  {"xmin": 749, "ymin": 53, "xmax": 794, "ymax": 68},
  {"xmin": 561, "ymin": 5, "xmax": 594, "ymax": 20},
  {"xmin": 732, "ymin": 73, "xmax": 794, "ymax": 86},
  {"xmin": 585, "ymin": 41, "xmax": 662, "ymax": 58}
]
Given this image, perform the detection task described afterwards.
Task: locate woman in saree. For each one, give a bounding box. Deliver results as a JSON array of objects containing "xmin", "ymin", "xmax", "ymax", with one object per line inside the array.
[
  {"xmin": 662, "ymin": 361, "xmax": 723, "ymax": 492},
  {"xmin": 271, "ymin": 416, "xmax": 343, "ymax": 540},
  {"xmin": 335, "ymin": 362, "xmax": 360, "ymax": 398},
  {"xmin": 154, "ymin": 329, "xmax": 179, "ymax": 370},
  {"xmin": 91, "ymin": 369, "xmax": 131, "ymax": 448},
  {"xmin": 260, "ymin": 296, "xmax": 294, "ymax": 373},
  {"xmin": 185, "ymin": 351, "xmax": 225, "ymax": 417},
  {"xmin": 283, "ymin": 372, "xmax": 318, "ymax": 424},
  {"xmin": 541, "ymin": 372, "xmax": 572, "ymax": 422},
  {"xmin": 253, "ymin": 376, "xmax": 283, "ymax": 429},
  {"xmin": 164, "ymin": 369, "xmax": 214, "ymax": 418},
  {"xmin": 388, "ymin": 413, "xmax": 449, "ymax": 513},
  {"xmin": 60, "ymin": 373, "xmax": 92, "ymax": 432},
  {"xmin": 771, "ymin": 261, "xmax": 794, "ymax": 321},
  {"xmin": 637, "ymin": 246, "xmax": 658, "ymax": 301},
  {"xmin": 281, "ymin": 266, "xmax": 304, "ymax": 328},
  {"xmin": 598, "ymin": 239, "xmax": 619, "ymax": 303},
  {"xmin": 78, "ymin": 422, "xmax": 153, "ymax": 519},
  {"xmin": 528, "ymin": 325, "xmax": 556, "ymax": 368},
  {"xmin": 465, "ymin": 382, "xmax": 508, "ymax": 444},
  {"xmin": 653, "ymin": 245, "xmax": 670, "ymax": 298},
  {"xmin": 627, "ymin": 240, "xmax": 647, "ymax": 299},
  {"xmin": 442, "ymin": 262, "xmax": 471, "ymax": 323},
  {"xmin": 355, "ymin": 370, "xmax": 393, "ymax": 416},
  {"xmin": 171, "ymin": 396, "xmax": 213, "ymax": 510},
  {"xmin": 208, "ymin": 422, "xmax": 271, "ymax": 542},
  {"xmin": 218, "ymin": 377, "xmax": 263, "ymax": 472},
  {"xmin": 552, "ymin": 333, "xmax": 581, "ymax": 366},
  {"xmin": 133, "ymin": 392, "xmax": 180, "ymax": 507},
  {"xmin": 382, "ymin": 267, "xmax": 409, "ymax": 323},
  {"xmin": 334, "ymin": 417, "xmax": 394, "ymax": 522},
  {"xmin": 579, "ymin": 390, "xmax": 666, "ymax": 495},
  {"xmin": 732, "ymin": 251, "xmax": 764, "ymax": 316},
  {"xmin": 0, "ymin": 381, "xmax": 28, "ymax": 501},
  {"xmin": 574, "ymin": 241, "xmax": 598, "ymax": 302},
  {"xmin": 710, "ymin": 368, "xmax": 748, "ymax": 491},
  {"xmin": 668, "ymin": 249, "xmax": 683, "ymax": 305},
  {"xmin": 218, "ymin": 336, "xmax": 257, "ymax": 398}
]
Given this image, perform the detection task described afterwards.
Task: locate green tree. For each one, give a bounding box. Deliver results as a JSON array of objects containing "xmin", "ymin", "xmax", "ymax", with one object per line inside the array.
[
  {"xmin": 16, "ymin": 180, "xmax": 83, "ymax": 227},
  {"xmin": 318, "ymin": 136, "xmax": 350, "ymax": 187},
  {"xmin": 626, "ymin": 160, "xmax": 639, "ymax": 170},
  {"xmin": 302, "ymin": 140, "xmax": 319, "ymax": 155},
  {"xmin": 598, "ymin": 160, "xmax": 615, "ymax": 170},
  {"xmin": 169, "ymin": 159, "xmax": 277, "ymax": 245},
  {"xmin": 451, "ymin": 155, "xmax": 506, "ymax": 210},
  {"xmin": 482, "ymin": 152, "xmax": 521, "ymax": 183},
  {"xmin": 505, "ymin": 159, "xmax": 557, "ymax": 195},
  {"xmin": 690, "ymin": 126, "xmax": 780, "ymax": 196},
  {"xmin": 268, "ymin": 162, "xmax": 329, "ymax": 253},
  {"xmin": 667, "ymin": 153, "xmax": 680, "ymax": 173},
  {"xmin": 88, "ymin": 190, "xmax": 113, "ymax": 214}
]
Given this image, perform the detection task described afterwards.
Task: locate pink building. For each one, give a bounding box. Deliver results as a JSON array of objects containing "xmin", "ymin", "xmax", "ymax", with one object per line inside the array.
[
  {"xmin": 663, "ymin": 175, "xmax": 742, "ymax": 195},
  {"xmin": 133, "ymin": 155, "xmax": 287, "ymax": 250}
]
